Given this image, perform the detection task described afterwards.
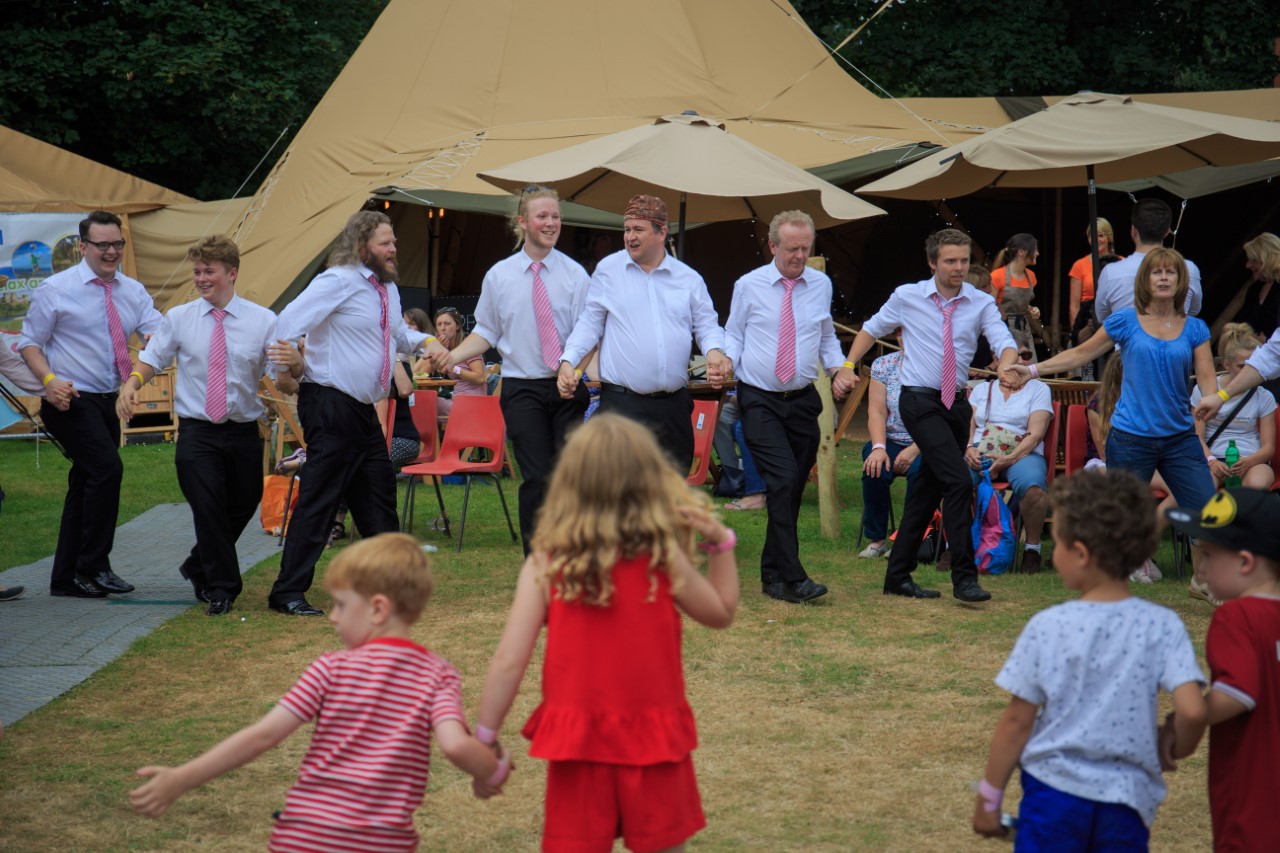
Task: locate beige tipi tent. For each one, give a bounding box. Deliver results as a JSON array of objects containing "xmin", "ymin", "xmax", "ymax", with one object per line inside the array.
[{"xmin": 212, "ymin": 0, "xmax": 951, "ymax": 312}]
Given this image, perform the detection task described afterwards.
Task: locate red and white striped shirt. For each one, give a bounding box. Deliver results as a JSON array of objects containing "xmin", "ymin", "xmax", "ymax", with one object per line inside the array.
[{"xmin": 269, "ymin": 637, "xmax": 465, "ymax": 852}]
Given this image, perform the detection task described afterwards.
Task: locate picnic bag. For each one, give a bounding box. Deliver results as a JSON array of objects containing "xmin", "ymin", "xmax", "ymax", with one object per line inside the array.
[
  {"xmin": 976, "ymin": 381, "xmax": 1024, "ymax": 458},
  {"xmin": 971, "ymin": 465, "xmax": 1015, "ymax": 575},
  {"xmin": 260, "ymin": 474, "xmax": 299, "ymax": 535}
]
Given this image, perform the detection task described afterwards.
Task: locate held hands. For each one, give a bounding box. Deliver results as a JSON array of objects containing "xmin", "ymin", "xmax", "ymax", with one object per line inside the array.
[
  {"xmin": 267, "ymin": 340, "xmax": 302, "ymax": 375},
  {"xmin": 705, "ymin": 350, "xmax": 732, "ymax": 389},
  {"xmin": 1000, "ymin": 363, "xmax": 1031, "ymax": 391},
  {"xmin": 428, "ymin": 347, "xmax": 452, "ymax": 373},
  {"xmin": 46, "ymin": 376, "xmax": 77, "ymax": 412},
  {"xmin": 831, "ymin": 365, "xmax": 859, "ymax": 401},
  {"xmin": 472, "ymin": 745, "xmax": 515, "ymax": 800},
  {"xmin": 555, "ymin": 362, "xmax": 579, "ymax": 399}
]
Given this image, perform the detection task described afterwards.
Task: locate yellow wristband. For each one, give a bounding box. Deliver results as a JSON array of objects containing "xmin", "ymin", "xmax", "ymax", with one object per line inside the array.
[
  {"xmin": 1217, "ymin": 388, "xmax": 1231, "ymax": 402},
  {"xmin": 423, "ymin": 335, "xmax": 437, "ymax": 344},
  {"xmin": 42, "ymin": 372, "xmax": 56, "ymax": 386},
  {"xmin": 574, "ymin": 369, "xmax": 582, "ymax": 379},
  {"xmin": 842, "ymin": 361, "xmax": 855, "ymax": 369},
  {"xmin": 129, "ymin": 371, "xmax": 146, "ymax": 387}
]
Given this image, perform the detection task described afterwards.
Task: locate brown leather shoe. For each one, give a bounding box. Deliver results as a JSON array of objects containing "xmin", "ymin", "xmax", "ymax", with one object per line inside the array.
[{"xmin": 1020, "ymin": 548, "xmax": 1042, "ymax": 575}]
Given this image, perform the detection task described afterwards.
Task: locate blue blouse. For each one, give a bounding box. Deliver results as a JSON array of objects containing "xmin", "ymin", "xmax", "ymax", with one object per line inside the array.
[{"xmin": 1104, "ymin": 308, "xmax": 1209, "ymax": 437}]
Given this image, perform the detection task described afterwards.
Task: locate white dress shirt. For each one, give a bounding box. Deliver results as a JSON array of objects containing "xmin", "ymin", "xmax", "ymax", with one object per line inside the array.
[
  {"xmin": 863, "ymin": 278, "xmax": 1015, "ymax": 390},
  {"xmin": 473, "ymin": 247, "xmax": 590, "ymax": 379},
  {"xmin": 1245, "ymin": 325, "xmax": 1280, "ymax": 380},
  {"xmin": 561, "ymin": 250, "xmax": 726, "ymax": 395},
  {"xmin": 724, "ymin": 261, "xmax": 844, "ymax": 391},
  {"xmin": 139, "ymin": 294, "xmax": 278, "ymax": 423},
  {"xmin": 275, "ymin": 264, "xmax": 428, "ymax": 405},
  {"xmin": 19, "ymin": 259, "xmax": 162, "ymax": 393},
  {"xmin": 1094, "ymin": 251, "xmax": 1202, "ymax": 323}
]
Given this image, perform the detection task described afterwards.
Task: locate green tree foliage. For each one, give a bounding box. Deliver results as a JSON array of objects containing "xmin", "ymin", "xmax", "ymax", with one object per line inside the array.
[
  {"xmin": 0, "ymin": 0, "xmax": 389, "ymax": 199},
  {"xmin": 792, "ymin": 0, "xmax": 1279, "ymax": 98}
]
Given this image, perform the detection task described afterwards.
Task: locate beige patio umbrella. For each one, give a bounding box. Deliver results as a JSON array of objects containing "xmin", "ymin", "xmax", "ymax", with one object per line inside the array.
[
  {"xmin": 479, "ymin": 112, "xmax": 885, "ymax": 256},
  {"xmin": 859, "ymin": 92, "xmax": 1280, "ymax": 278}
]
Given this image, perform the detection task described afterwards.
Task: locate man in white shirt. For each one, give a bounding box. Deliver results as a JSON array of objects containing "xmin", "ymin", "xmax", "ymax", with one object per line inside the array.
[
  {"xmin": 838, "ymin": 229, "xmax": 1017, "ymax": 603},
  {"xmin": 724, "ymin": 211, "xmax": 845, "ymax": 603},
  {"xmin": 1094, "ymin": 198, "xmax": 1202, "ymax": 323},
  {"xmin": 20, "ymin": 210, "xmax": 163, "ymax": 598},
  {"xmin": 445, "ymin": 187, "xmax": 591, "ymax": 554},
  {"xmin": 557, "ymin": 195, "xmax": 730, "ymax": 472},
  {"xmin": 120, "ymin": 236, "xmax": 289, "ymax": 616},
  {"xmin": 267, "ymin": 211, "xmax": 446, "ymax": 616}
]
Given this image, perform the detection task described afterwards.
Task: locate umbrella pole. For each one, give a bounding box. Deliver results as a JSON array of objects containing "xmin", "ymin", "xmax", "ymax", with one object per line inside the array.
[
  {"xmin": 1088, "ymin": 164, "xmax": 1100, "ymax": 283},
  {"xmin": 677, "ymin": 192, "xmax": 687, "ymax": 260}
]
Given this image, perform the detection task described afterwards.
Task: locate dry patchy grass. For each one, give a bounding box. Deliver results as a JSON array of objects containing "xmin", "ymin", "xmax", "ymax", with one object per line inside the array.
[{"xmin": 0, "ymin": 453, "xmax": 1217, "ymax": 852}]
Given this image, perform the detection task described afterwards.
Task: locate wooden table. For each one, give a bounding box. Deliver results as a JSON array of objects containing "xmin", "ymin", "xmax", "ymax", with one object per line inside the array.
[{"xmin": 413, "ymin": 376, "xmax": 457, "ymax": 390}]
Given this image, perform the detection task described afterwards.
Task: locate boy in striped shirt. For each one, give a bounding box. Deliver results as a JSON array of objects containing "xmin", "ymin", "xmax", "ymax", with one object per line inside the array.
[{"xmin": 130, "ymin": 534, "xmax": 510, "ymax": 850}]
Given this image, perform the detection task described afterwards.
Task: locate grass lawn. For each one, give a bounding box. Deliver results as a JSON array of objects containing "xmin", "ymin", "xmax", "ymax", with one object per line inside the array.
[{"xmin": 0, "ymin": 439, "xmax": 1215, "ymax": 851}]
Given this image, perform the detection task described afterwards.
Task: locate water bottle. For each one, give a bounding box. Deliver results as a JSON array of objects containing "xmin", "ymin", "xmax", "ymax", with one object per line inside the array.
[
  {"xmin": 1224, "ymin": 439, "xmax": 1241, "ymax": 488},
  {"xmin": 1082, "ymin": 361, "xmax": 1095, "ymax": 381}
]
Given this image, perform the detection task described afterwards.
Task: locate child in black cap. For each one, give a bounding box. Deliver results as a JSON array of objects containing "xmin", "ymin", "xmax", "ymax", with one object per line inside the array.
[{"xmin": 1165, "ymin": 488, "xmax": 1280, "ymax": 852}]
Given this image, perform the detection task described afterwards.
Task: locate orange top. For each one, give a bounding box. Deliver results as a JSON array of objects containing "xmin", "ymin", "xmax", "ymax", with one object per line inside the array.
[
  {"xmin": 1068, "ymin": 254, "xmax": 1124, "ymax": 303},
  {"xmin": 991, "ymin": 266, "xmax": 1037, "ymax": 306}
]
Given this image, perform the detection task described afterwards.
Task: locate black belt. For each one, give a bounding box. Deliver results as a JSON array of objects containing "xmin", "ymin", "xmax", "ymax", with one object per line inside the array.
[
  {"xmin": 76, "ymin": 391, "xmax": 118, "ymax": 400},
  {"xmin": 901, "ymin": 385, "xmax": 963, "ymax": 399},
  {"xmin": 600, "ymin": 382, "xmax": 680, "ymax": 400},
  {"xmin": 740, "ymin": 383, "xmax": 812, "ymax": 401}
]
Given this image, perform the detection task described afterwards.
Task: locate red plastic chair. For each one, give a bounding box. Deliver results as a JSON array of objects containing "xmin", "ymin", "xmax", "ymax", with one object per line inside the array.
[
  {"xmin": 399, "ymin": 395, "xmax": 517, "ymax": 551},
  {"xmin": 406, "ymin": 389, "xmax": 440, "ymax": 465},
  {"xmin": 687, "ymin": 399, "xmax": 719, "ymax": 486},
  {"xmin": 1063, "ymin": 403, "xmax": 1088, "ymax": 476},
  {"xmin": 377, "ymin": 398, "xmax": 397, "ymax": 454}
]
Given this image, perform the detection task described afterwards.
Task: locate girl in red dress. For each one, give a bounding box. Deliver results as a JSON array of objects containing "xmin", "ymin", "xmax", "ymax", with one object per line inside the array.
[{"xmin": 475, "ymin": 413, "xmax": 740, "ymax": 853}]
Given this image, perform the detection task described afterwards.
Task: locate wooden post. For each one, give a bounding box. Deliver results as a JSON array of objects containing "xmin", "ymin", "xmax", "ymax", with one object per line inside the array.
[{"xmin": 815, "ymin": 365, "xmax": 840, "ymax": 539}]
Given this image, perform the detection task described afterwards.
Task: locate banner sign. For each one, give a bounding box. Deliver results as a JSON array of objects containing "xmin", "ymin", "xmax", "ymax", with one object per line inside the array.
[{"xmin": 0, "ymin": 213, "xmax": 84, "ymax": 334}]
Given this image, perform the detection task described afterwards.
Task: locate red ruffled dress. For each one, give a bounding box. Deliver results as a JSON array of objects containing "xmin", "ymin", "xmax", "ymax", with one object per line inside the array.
[{"xmin": 522, "ymin": 553, "xmax": 697, "ymax": 765}]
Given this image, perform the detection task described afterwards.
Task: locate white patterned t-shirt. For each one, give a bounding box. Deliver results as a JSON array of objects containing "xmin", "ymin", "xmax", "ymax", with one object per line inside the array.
[{"xmin": 996, "ymin": 597, "xmax": 1204, "ymax": 827}]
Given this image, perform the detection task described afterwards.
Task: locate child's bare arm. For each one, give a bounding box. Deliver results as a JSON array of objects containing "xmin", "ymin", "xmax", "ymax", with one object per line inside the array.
[
  {"xmin": 476, "ymin": 555, "xmax": 548, "ymax": 733},
  {"xmin": 972, "ymin": 696, "xmax": 1038, "ymax": 838},
  {"xmin": 130, "ymin": 705, "xmax": 304, "ymax": 817},
  {"xmin": 672, "ymin": 506, "xmax": 739, "ymax": 628},
  {"xmin": 1167, "ymin": 681, "xmax": 1208, "ymax": 761},
  {"xmin": 435, "ymin": 719, "xmax": 502, "ymax": 779},
  {"xmin": 1205, "ymin": 686, "xmax": 1251, "ymax": 726}
]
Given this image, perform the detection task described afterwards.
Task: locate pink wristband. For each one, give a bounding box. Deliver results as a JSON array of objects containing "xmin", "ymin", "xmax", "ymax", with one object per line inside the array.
[
  {"xmin": 1028, "ymin": 363, "xmax": 1039, "ymax": 379},
  {"xmin": 977, "ymin": 779, "xmax": 1003, "ymax": 813},
  {"xmin": 487, "ymin": 751, "xmax": 512, "ymax": 787},
  {"xmin": 475, "ymin": 724, "xmax": 498, "ymax": 746},
  {"xmin": 698, "ymin": 528, "xmax": 736, "ymax": 555}
]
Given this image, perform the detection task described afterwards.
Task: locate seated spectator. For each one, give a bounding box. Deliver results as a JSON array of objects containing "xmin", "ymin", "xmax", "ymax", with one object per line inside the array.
[
  {"xmin": 712, "ymin": 392, "xmax": 766, "ymax": 511},
  {"xmin": 1192, "ymin": 323, "xmax": 1276, "ymax": 490},
  {"xmin": 860, "ymin": 335, "xmax": 922, "ymax": 557},
  {"xmin": 430, "ymin": 308, "xmax": 486, "ymax": 424},
  {"xmin": 964, "ymin": 349, "xmax": 1051, "ymax": 573}
]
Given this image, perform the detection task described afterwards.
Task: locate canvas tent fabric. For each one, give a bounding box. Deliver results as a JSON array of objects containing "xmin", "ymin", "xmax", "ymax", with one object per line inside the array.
[{"xmin": 219, "ymin": 0, "xmax": 951, "ymax": 311}]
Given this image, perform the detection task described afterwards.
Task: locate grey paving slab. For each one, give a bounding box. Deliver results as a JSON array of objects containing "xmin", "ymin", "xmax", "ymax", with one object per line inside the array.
[{"xmin": 0, "ymin": 504, "xmax": 282, "ymax": 725}]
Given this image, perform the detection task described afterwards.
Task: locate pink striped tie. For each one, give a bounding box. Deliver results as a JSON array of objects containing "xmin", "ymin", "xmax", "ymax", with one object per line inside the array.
[
  {"xmin": 93, "ymin": 277, "xmax": 133, "ymax": 383},
  {"xmin": 930, "ymin": 292, "xmax": 960, "ymax": 409},
  {"xmin": 368, "ymin": 274, "xmax": 391, "ymax": 389},
  {"xmin": 205, "ymin": 308, "xmax": 228, "ymax": 422},
  {"xmin": 775, "ymin": 278, "xmax": 799, "ymax": 384},
  {"xmin": 530, "ymin": 261, "xmax": 561, "ymax": 370}
]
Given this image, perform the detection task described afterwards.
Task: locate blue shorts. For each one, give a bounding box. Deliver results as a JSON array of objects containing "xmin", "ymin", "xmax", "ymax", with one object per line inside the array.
[
  {"xmin": 970, "ymin": 453, "xmax": 1048, "ymax": 498},
  {"xmin": 1015, "ymin": 769, "xmax": 1149, "ymax": 852}
]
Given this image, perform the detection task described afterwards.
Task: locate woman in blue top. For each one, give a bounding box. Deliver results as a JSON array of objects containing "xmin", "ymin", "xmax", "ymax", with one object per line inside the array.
[{"xmin": 1004, "ymin": 247, "xmax": 1218, "ymax": 517}]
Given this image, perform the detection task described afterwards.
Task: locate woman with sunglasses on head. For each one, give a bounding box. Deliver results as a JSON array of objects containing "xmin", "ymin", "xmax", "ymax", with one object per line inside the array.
[
  {"xmin": 434, "ymin": 186, "xmax": 591, "ymax": 555},
  {"xmin": 429, "ymin": 306, "xmax": 487, "ymax": 424}
]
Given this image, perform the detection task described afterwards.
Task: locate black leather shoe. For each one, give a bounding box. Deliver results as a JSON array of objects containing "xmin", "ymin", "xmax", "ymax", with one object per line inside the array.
[
  {"xmin": 90, "ymin": 570, "xmax": 135, "ymax": 594},
  {"xmin": 178, "ymin": 564, "xmax": 209, "ymax": 603},
  {"xmin": 269, "ymin": 599, "xmax": 323, "ymax": 617},
  {"xmin": 954, "ymin": 580, "xmax": 993, "ymax": 602},
  {"xmin": 51, "ymin": 577, "xmax": 110, "ymax": 598},
  {"xmin": 762, "ymin": 578, "xmax": 829, "ymax": 603},
  {"xmin": 206, "ymin": 598, "xmax": 233, "ymax": 616},
  {"xmin": 883, "ymin": 580, "xmax": 942, "ymax": 599}
]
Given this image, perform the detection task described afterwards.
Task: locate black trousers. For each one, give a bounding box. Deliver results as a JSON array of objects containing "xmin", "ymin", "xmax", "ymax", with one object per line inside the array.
[
  {"xmin": 270, "ymin": 384, "xmax": 399, "ymax": 604},
  {"xmin": 40, "ymin": 393, "xmax": 122, "ymax": 588},
  {"xmin": 598, "ymin": 384, "xmax": 694, "ymax": 474},
  {"xmin": 499, "ymin": 377, "xmax": 588, "ymax": 555},
  {"xmin": 738, "ymin": 383, "xmax": 821, "ymax": 585},
  {"xmin": 175, "ymin": 418, "xmax": 262, "ymax": 602},
  {"xmin": 884, "ymin": 390, "xmax": 977, "ymax": 589}
]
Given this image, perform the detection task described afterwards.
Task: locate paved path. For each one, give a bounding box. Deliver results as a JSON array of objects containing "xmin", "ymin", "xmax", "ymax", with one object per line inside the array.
[{"xmin": 0, "ymin": 504, "xmax": 281, "ymax": 725}]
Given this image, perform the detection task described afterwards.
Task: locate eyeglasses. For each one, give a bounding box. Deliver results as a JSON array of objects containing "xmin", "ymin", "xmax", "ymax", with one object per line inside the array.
[
  {"xmin": 83, "ymin": 239, "xmax": 126, "ymax": 252},
  {"xmin": 1018, "ymin": 352, "xmax": 1034, "ymax": 360}
]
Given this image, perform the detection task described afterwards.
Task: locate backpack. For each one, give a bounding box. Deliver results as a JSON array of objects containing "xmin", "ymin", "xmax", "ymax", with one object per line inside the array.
[{"xmin": 971, "ymin": 466, "xmax": 1015, "ymax": 575}]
